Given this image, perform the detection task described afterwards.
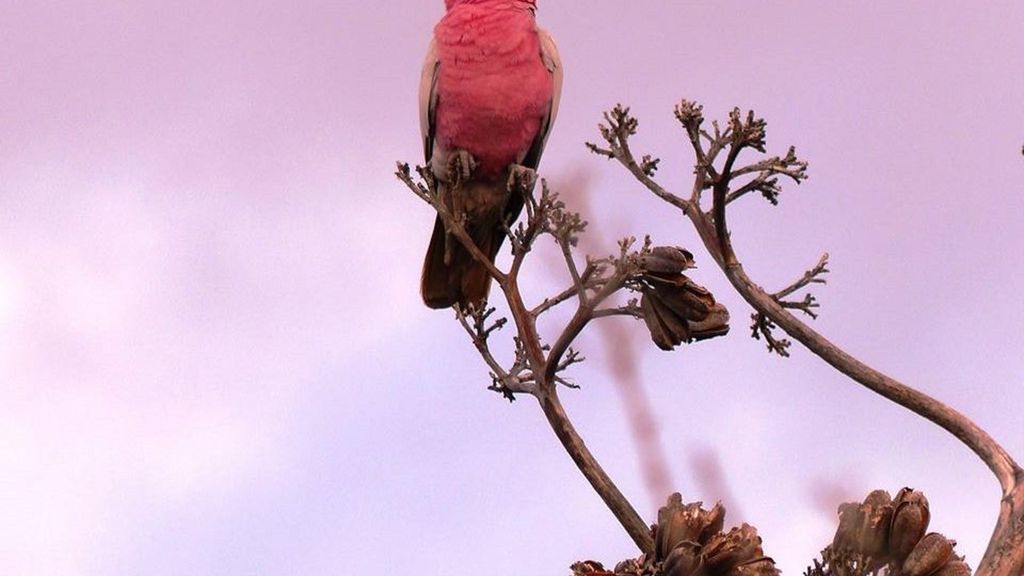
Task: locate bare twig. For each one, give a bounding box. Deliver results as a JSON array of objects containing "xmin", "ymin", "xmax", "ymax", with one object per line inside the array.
[
  {"xmin": 531, "ymin": 261, "xmax": 599, "ymax": 317},
  {"xmin": 774, "ymin": 253, "xmax": 830, "ymax": 301},
  {"xmin": 455, "ymin": 306, "xmax": 536, "ymax": 398},
  {"xmin": 396, "ymin": 162, "xmax": 507, "ymax": 285},
  {"xmin": 592, "ymin": 303, "xmax": 643, "ymax": 320},
  {"xmin": 751, "ymin": 252, "xmax": 829, "ymax": 354}
]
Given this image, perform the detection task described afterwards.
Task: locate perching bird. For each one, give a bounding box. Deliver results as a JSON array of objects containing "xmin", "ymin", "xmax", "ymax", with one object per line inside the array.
[{"xmin": 420, "ymin": 0, "xmax": 562, "ymax": 309}]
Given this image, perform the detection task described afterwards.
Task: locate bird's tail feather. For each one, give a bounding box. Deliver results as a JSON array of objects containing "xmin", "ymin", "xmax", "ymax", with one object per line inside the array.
[{"xmin": 420, "ymin": 215, "xmax": 503, "ymax": 310}]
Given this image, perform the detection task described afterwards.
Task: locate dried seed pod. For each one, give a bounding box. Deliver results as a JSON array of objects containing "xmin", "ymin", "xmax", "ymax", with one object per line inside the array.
[
  {"xmin": 656, "ymin": 493, "xmax": 725, "ymax": 559},
  {"xmin": 890, "ymin": 488, "xmax": 931, "ymax": 562},
  {"xmin": 854, "ymin": 490, "xmax": 893, "ymax": 561},
  {"xmin": 641, "ymin": 246, "xmax": 696, "ymax": 274},
  {"xmin": 832, "ymin": 490, "xmax": 892, "ymax": 555},
  {"xmin": 704, "ymin": 524, "xmax": 764, "ymax": 574},
  {"xmin": 902, "ymin": 533, "xmax": 955, "ymax": 576},
  {"xmin": 655, "ymin": 277, "xmax": 715, "ymax": 322},
  {"xmin": 663, "ymin": 541, "xmax": 705, "ymax": 576},
  {"xmin": 613, "ymin": 557, "xmax": 644, "ymax": 576},
  {"xmin": 570, "ymin": 560, "xmax": 613, "ymax": 575},
  {"xmin": 726, "ymin": 557, "xmax": 781, "ymax": 576},
  {"xmin": 688, "ymin": 304, "xmax": 730, "ymax": 341},
  {"xmin": 833, "ymin": 501, "xmax": 864, "ymax": 550},
  {"xmin": 637, "ymin": 257, "xmax": 728, "ymax": 350},
  {"xmin": 641, "ymin": 291, "xmax": 689, "ymax": 350},
  {"xmin": 931, "ymin": 559, "xmax": 971, "ymax": 576},
  {"xmin": 863, "ymin": 489, "xmax": 892, "ymax": 508}
]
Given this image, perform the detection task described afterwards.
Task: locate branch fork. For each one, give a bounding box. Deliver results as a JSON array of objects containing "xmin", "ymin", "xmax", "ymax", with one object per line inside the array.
[{"xmin": 398, "ymin": 159, "xmax": 727, "ymax": 554}]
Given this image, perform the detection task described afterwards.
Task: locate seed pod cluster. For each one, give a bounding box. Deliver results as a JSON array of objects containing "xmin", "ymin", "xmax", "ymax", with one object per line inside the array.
[
  {"xmin": 655, "ymin": 493, "xmax": 778, "ymax": 576},
  {"xmin": 570, "ymin": 560, "xmax": 615, "ymax": 575},
  {"xmin": 601, "ymin": 493, "xmax": 780, "ymax": 576},
  {"xmin": 638, "ymin": 247, "xmax": 730, "ymax": 350},
  {"xmin": 830, "ymin": 487, "xmax": 970, "ymax": 576}
]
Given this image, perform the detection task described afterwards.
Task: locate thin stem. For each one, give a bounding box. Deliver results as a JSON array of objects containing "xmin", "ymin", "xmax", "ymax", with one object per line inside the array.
[
  {"xmin": 560, "ymin": 235, "xmax": 587, "ymax": 305},
  {"xmin": 592, "ymin": 305, "xmax": 643, "ymax": 320},
  {"xmin": 544, "ymin": 269, "xmax": 627, "ymax": 384},
  {"xmin": 531, "ymin": 263, "xmax": 597, "ymax": 317},
  {"xmin": 396, "ymin": 164, "xmax": 508, "ymax": 286},
  {"xmin": 536, "ymin": 387, "xmax": 654, "ymax": 554},
  {"xmin": 773, "ymin": 253, "xmax": 829, "ymax": 300}
]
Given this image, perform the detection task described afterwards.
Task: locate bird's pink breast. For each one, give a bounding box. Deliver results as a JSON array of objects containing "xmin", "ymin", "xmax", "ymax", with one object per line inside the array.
[{"xmin": 433, "ymin": 6, "xmax": 553, "ymax": 178}]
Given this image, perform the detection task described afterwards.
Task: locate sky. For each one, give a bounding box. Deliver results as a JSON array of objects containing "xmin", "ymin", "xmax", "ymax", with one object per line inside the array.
[{"xmin": 1, "ymin": 1, "xmax": 1022, "ymax": 575}]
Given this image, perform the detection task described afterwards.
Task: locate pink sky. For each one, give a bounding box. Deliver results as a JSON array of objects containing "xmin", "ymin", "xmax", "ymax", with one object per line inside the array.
[{"xmin": 1, "ymin": 2, "xmax": 1022, "ymax": 574}]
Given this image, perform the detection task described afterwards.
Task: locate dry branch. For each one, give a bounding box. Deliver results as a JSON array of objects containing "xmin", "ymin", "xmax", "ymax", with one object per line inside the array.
[{"xmin": 589, "ymin": 101, "xmax": 1024, "ymax": 576}]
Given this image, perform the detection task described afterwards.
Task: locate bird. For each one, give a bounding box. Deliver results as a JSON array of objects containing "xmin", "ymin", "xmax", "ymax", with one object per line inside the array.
[{"xmin": 419, "ymin": 0, "xmax": 562, "ymax": 310}]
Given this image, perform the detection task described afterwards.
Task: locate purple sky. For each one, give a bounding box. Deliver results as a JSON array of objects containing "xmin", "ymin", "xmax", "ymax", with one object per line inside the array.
[{"xmin": 1, "ymin": 2, "xmax": 1022, "ymax": 574}]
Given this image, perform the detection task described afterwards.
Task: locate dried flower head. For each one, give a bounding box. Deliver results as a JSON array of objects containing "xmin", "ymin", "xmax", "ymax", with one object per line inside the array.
[
  {"xmin": 656, "ymin": 493, "xmax": 726, "ymax": 559},
  {"xmin": 902, "ymin": 533, "xmax": 956, "ymax": 576},
  {"xmin": 889, "ymin": 487, "xmax": 931, "ymax": 563},
  {"xmin": 662, "ymin": 541, "xmax": 705, "ymax": 576},
  {"xmin": 703, "ymin": 524, "xmax": 766, "ymax": 574},
  {"xmin": 637, "ymin": 248, "xmax": 729, "ymax": 350},
  {"xmin": 571, "ymin": 560, "xmax": 614, "ymax": 575},
  {"xmin": 832, "ymin": 489, "xmax": 893, "ymax": 566}
]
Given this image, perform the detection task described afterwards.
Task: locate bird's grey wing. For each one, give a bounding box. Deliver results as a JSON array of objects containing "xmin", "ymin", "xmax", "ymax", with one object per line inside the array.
[
  {"xmin": 520, "ymin": 26, "xmax": 563, "ymax": 170},
  {"xmin": 419, "ymin": 38, "xmax": 440, "ymax": 164}
]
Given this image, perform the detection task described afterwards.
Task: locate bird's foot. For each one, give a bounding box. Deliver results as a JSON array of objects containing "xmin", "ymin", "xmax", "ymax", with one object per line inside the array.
[
  {"xmin": 446, "ymin": 150, "xmax": 478, "ymax": 188},
  {"xmin": 507, "ymin": 164, "xmax": 537, "ymax": 195}
]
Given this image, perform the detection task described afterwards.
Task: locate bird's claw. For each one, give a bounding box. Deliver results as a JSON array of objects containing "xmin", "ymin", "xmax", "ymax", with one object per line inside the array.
[
  {"xmin": 507, "ymin": 164, "xmax": 537, "ymax": 194},
  {"xmin": 447, "ymin": 150, "xmax": 478, "ymax": 187}
]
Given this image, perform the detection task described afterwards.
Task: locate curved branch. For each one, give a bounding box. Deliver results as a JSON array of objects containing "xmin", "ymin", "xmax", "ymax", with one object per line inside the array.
[
  {"xmin": 698, "ymin": 194, "xmax": 1022, "ymax": 496},
  {"xmin": 543, "ymin": 266, "xmax": 628, "ymax": 384},
  {"xmin": 592, "ymin": 103, "xmax": 1024, "ymax": 575},
  {"xmin": 694, "ymin": 209, "xmax": 1024, "ymax": 576},
  {"xmin": 599, "ymin": 108, "xmax": 1022, "ymax": 496},
  {"xmin": 536, "ymin": 387, "xmax": 654, "ymax": 554}
]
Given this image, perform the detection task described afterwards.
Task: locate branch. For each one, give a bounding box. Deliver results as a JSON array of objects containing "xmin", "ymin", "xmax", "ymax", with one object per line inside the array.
[
  {"xmin": 397, "ymin": 161, "xmax": 655, "ymax": 555},
  {"xmin": 455, "ymin": 306, "xmax": 536, "ymax": 398},
  {"xmin": 587, "ymin": 106, "xmax": 691, "ymax": 214},
  {"xmin": 592, "ymin": 101, "xmax": 1024, "ymax": 576},
  {"xmin": 396, "ymin": 162, "xmax": 507, "ymax": 285},
  {"xmin": 531, "ymin": 261, "xmax": 599, "ymax": 317},
  {"xmin": 536, "ymin": 388, "xmax": 654, "ymax": 554},
  {"xmin": 752, "ymin": 253, "xmax": 829, "ymax": 355},
  {"xmin": 543, "ymin": 238, "xmax": 635, "ymax": 385}
]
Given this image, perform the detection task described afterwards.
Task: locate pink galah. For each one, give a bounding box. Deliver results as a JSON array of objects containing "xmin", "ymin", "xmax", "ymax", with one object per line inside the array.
[{"xmin": 420, "ymin": 0, "xmax": 563, "ymax": 309}]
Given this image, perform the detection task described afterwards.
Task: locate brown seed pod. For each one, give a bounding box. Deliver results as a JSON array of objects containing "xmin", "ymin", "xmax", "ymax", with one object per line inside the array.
[
  {"xmin": 931, "ymin": 559, "xmax": 971, "ymax": 576},
  {"xmin": 831, "ymin": 501, "xmax": 871, "ymax": 554},
  {"xmin": 688, "ymin": 303, "xmax": 731, "ymax": 341},
  {"xmin": 704, "ymin": 524, "xmax": 764, "ymax": 574},
  {"xmin": 643, "ymin": 273, "xmax": 714, "ymax": 320},
  {"xmin": 640, "ymin": 246, "xmax": 696, "ymax": 274},
  {"xmin": 641, "ymin": 290, "xmax": 692, "ymax": 350},
  {"xmin": 725, "ymin": 558, "xmax": 780, "ymax": 576},
  {"xmin": 857, "ymin": 490, "xmax": 893, "ymax": 561},
  {"xmin": 662, "ymin": 541, "xmax": 706, "ymax": 576},
  {"xmin": 655, "ymin": 493, "xmax": 725, "ymax": 559},
  {"xmin": 902, "ymin": 533, "xmax": 955, "ymax": 576},
  {"xmin": 829, "ymin": 490, "xmax": 896, "ymax": 570},
  {"xmin": 889, "ymin": 488, "xmax": 931, "ymax": 562},
  {"xmin": 570, "ymin": 560, "xmax": 611, "ymax": 575},
  {"xmin": 612, "ymin": 558, "xmax": 644, "ymax": 576}
]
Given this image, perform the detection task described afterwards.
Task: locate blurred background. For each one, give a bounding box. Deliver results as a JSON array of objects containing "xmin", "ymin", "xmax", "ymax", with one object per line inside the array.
[{"xmin": 1, "ymin": 1, "xmax": 1022, "ymax": 574}]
